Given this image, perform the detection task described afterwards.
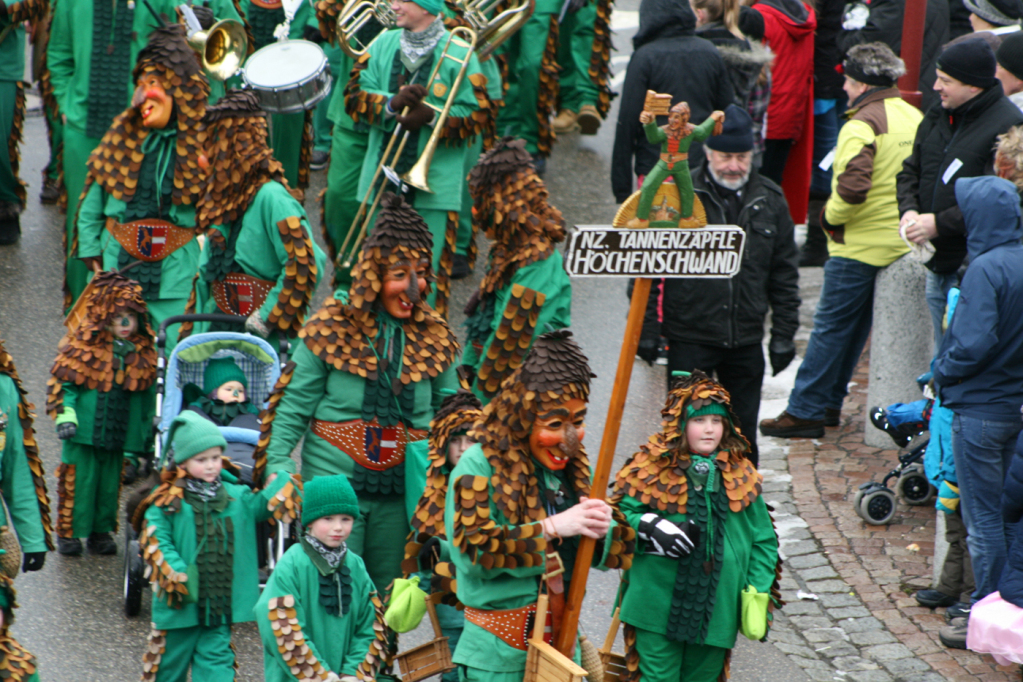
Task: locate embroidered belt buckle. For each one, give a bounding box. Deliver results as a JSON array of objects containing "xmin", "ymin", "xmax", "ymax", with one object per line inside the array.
[
  {"xmin": 544, "ymin": 550, "xmax": 565, "ymax": 594},
  {"xmin": 464, "ymin": 603, "xmax": 553, "ymax": 651},
  {"xmin": 311, "ymin": 417, "xmax": 427, "ymax": 472},
  {"xmin": 106, "ymin": 218, "xmax": 194, "ymax": 263},
  {"xmin": 211, "ymin": 273, "xmax": 275, "ymax": 317}
]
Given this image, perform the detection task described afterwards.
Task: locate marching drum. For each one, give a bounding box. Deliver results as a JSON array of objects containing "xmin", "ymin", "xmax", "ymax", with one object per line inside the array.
[{"xmin": 242, "ymin": 39, "xmax": 332, "ymax": 114}]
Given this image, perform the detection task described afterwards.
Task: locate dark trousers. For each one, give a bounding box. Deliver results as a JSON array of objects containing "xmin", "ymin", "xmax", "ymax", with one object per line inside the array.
[
  {"xmin": 666, "ymin": 341, "xmax": 764, "ymax": 465},
  {"xmin": 760, "ymin": 138, "xmax": 794, "ymax": 186},
  {"xmin": 936, "ymin": 507, "xmax": 975, "ymax": 602}
]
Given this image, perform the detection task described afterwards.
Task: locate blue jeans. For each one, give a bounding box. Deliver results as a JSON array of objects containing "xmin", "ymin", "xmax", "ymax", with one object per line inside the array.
[
  {"xmin": 787, "ymin": 257, "xmax": 880, "ymax": 420},
  {"xmin": 951, "ymin": 413, "xmax": 1021, "ymax": 603},
  {"xmin": 926, "ymin": 270, "xmax": 958, "ymax": 350}
]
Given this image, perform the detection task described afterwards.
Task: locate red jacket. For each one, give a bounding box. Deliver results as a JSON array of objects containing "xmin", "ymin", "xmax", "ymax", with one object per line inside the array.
[{"xmin": 755, "ymin": 0, "xmax": 816, "ymax": 140}]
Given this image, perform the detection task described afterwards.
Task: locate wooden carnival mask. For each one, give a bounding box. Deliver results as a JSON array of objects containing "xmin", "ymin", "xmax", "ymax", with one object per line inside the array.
[
  {"xmin": 382, "ymin": 258, "xmax": 429, "ymax": 319},
  {"xmin": 529, "ymin": 397, "xmax": 587, "ymax": 471},
  {"xmin": 133, "ymin": 71, "xmax": 175, "ymax": 129}
]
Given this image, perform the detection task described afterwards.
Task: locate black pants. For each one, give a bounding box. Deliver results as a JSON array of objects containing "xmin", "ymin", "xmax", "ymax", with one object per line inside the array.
[
  {"xmin": 760, "ymin": 138, "xmax": 794, "ymax": 186},
  {"xmin": 666, "ymin": 341, "xmax": 764, "ymax": 466}
]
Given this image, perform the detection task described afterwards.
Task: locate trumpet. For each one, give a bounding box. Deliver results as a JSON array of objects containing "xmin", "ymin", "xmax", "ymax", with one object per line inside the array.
[
  {"xmin": 336, "ymin": 26, "xmax": 478, "ymax": 268},
  {"xmin": 336, "ymin": 0, "xmax": 397, "ymax": 59},
  {"xmin": 456, "ymin": 0, "xmax": 534, "ymax": 61},
  {"xmin": 179, "ymin": 5, "xmax": 248, "ymax": 81}
]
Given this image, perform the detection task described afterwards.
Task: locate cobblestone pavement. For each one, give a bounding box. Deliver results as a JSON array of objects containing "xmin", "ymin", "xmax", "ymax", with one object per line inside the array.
[{"xmin": 761, "ymin": 268, "xmax": 1023, "ymax": 681}]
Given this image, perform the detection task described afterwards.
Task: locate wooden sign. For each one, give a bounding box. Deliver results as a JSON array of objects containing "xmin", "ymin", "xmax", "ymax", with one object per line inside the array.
[
  {"xmin": 643, "ymin": 90, "xmax": 672, "ymax": 116},
  {"xmin": 565, "ymin": 225, "xmax": 746, "ymax": 279}
]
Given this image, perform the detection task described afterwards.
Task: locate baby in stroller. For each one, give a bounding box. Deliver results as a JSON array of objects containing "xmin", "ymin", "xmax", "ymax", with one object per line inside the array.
[{"xmin": 184, "ymin": 356, "xmax": 260, "ymax": 429}]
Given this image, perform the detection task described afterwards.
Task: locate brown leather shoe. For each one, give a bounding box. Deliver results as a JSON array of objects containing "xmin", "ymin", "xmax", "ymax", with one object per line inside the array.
[
  {"xmin": 553, "ymin": 109, "xmax": 579, "ymax": 134},
  {"xmin": 760, "ymin": 410, "xmax": 825, "ymax": 438},
  {"xmin": 577, "ymin": 104, "xmax": 602, "ymax": 135},
  {"xmin": 824, "ymin": 408, "xmax": 841, "ymax": 427}
]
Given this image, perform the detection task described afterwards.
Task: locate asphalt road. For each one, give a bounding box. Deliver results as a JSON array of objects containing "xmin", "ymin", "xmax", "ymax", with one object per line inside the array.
[{"xmin": 0, "ymin": 5, "xmax": 811, "ymax": 679}]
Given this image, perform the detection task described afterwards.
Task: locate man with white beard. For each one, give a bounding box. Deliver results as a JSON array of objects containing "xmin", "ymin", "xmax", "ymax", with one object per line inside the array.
[{"xmin": 636, "ymin": 103, "xmax": 800, "ymax": 465}]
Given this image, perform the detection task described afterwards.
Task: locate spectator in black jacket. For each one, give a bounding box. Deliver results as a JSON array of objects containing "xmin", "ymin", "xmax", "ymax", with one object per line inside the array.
[
  {"xmin": 611, "ymin": 0, "xmax": 735, "ymax": 203},
  {"xmin": 898, "ymin": 37, "xmax": 1023, "ymax": 347},
  {"xmin": 636, "ymin": 105, "xmax": 800, "ymax": 465},
  {"xmin": 839, "ymin": 0, "xmax": 950, "ymax": 112}
]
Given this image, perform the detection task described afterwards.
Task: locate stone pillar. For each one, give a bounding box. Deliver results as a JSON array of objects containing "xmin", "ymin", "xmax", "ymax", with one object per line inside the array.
[{"xmin": 865, "ymin": 254, "xmax": 934, "ymax": 448}]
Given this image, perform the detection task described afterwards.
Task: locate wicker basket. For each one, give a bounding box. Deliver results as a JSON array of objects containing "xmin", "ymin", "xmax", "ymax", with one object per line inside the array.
[
  {"xmin": 598, "ymin": 608, "xmax": 627, "ymax": 682},
  {"xmin": 395, "ymin": 596, "xmax": 454, "ymax": 682},
  {"xmin": 0, "ymin": 526, "xmax": 21, "ymax": 580}
]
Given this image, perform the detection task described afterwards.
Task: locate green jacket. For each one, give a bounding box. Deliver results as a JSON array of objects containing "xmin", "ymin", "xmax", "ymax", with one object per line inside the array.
[
  {"xmin": 53, "ymin": 381, "xmax": 153, "ymax": 454},
  {"xmin": 0, "ymin": 376, "xmax": 50, "ymax": 554},
  {"xmin": 462, "ymin": 253, "xmax": 572, "ymax": 404},
  {"xmin": 0, "ymin": 1, "xmax": 30, "ymax": 83},
  {"xmin": 255, "ymin": 540, "xmax": 379, "ymax": 681},
  {"xmin": 47, "ymin": 0, "xmax": 241, "ymax": 135},
  {"xmin": 616, "ymin": 487, "xmax": 777, "ymax": 649},
  {"xmin": 142, "ymin": 472, "xmax": 291, "ymax": 629},
  {"xmin": 643, "ymin": 117, "xmax": 717, "ymax": 160},
  {"xmin": 75, "ymin": 155, "xmax": 200, "ymax": 302},
  {"xmin": 353, "ymin": 29, "xmax": 484, "ymax": 213},
  {"xmin": 194, "ymin": 180, "xmax": 327, "ymax": 328},
  {"xmin": 444, "ymin": 444, "xmax": 621, "ymax": 672},
  {"xmin": 263, "ymin": 340, "xmax": 458, "ymax": 501}
]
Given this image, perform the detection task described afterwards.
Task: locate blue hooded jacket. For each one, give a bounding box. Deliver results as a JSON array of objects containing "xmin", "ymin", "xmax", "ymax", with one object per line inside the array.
[{"xmin": 933, "ymin": 176, "xmax": 1023, "ymax": 421}]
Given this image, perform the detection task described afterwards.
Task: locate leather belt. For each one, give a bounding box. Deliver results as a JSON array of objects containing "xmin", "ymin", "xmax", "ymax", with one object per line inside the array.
[
  {"xmin": 661, "ymin": 152, "xmax": 688, "ymax": 170},
  {"xmin": 464, "ymin": 603, "xmax": 553, "ymax": 651},
  {"xmin": 106, "ymin": 218, "xmax": 194, "ymax": 263},
  {"xmin": 311, "ymin": 418, "xmax": 426, "ymax": 471},
  {"xmin": 211, "ymin": 273, "xmax": 275, "ymax": 317}
]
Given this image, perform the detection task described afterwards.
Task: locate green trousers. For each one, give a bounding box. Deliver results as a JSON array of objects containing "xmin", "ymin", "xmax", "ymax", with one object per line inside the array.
[
  {"xmin": 556, "ymin": 1, "xmax": 600, "ymax": 112},
  {"xmin": 149, "ymin": 625, "xmax": 235, "ymax": 682},
  {"xmin": 44, "ymin": 105, "xmax": 64, "ymax": 182},
  {"xmin": 323, "ymin": 124, "xmax": 370, "ymax": 283},
  {"xmin": 347, "ymin": 494, "xmax": 409, "ymax": 595},
  {"xmin": 457, "ymin": 137, "xmax": 483, "ymax": 257},
  {"xmin": 437, "ymin": 603, "xmax": 465, "ymax": 682},
  {"xmin": 633, "ymin": 627, "xmax": 728, "ymax": 682},
  {"xmin": 57, "ymin": 442, "xmax": 123, "ymax": 538},
  {"xmin": 269, "ymin": 111, "xmax": 306, "ymax": 189},
  {"xmin": 458, "ymin": 665, "xmax": 523, "ymax": 682},
  {"xmin": 313, "ymin": 44, "xmax": 344, "ymax": 154},
  {"xmin": 0, "ymin": 81, "xmax": 24, "ymax": 207},
  {"xmin": 636, "ymin": 160, "xmax": 695, "ymax": 220},
  {"xmin": 63, "ymin": 125, "xmax": 103, "ymax": 304},
  {"xmin": 145, "ymin": 298, "xmax": 188, "ymax": 350},
  {"xmin": 496, "ymin": 9, "xmax": 556, "ymax": 156}
]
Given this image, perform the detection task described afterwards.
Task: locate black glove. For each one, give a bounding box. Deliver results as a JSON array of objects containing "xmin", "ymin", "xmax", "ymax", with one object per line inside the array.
[
  {"xmin": 122, "ymin": 461, "xmax": 139, "ymax": 486},
  {"xmin": 637, "ymin": 513, "xmax": 699, "ymax": 558},
  {"xmin": 302, "ymin": 24, "xmax": 327, "ymax": 43},
  {"xmin": 389, "ymin": 84, "xmax": 428, "ymax": 114},
  {"xmin": 397, "ymin": 102, "xmax": 434, "ymax": 131},
  {"xmin": 636, "ymin": 337, "xmax": 658, "ymax": 366},
  {"xmin": 191, "ymin": 4, "xmax": 215, "ymax": 30},
  {"xmin": 22, "ymin": 552, "xmax": 45, "ymax": 572},
  {"xmin": 56, "ymin": 422, "xmax": 77, "ymax": 440},
  {"xmin": 769, "ymin": 337, "xmax": 795, "ymax": 377},
  {"xmin": 417, "ymin": 536, "xmax": 441, "ymax": 572}
]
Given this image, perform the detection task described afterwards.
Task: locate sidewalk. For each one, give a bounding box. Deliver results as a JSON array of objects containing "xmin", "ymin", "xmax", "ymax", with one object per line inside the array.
[{"xmin": 762, "ymin": 276, "xmax": 1022, "ymax": 681}]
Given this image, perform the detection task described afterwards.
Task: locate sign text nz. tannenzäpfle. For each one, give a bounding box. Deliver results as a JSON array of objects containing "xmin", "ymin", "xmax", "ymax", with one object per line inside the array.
[{"xmin": 565, "ymin": 225, "xmax": 746, "ymax": 278}]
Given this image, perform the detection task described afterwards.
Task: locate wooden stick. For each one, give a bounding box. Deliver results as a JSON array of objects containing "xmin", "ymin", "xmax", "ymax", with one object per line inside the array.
[
  {"xmin": 534, "ymin": 593, "xmax": 550, "ymax": 641},
  {"xmin": 601, "ymin": 608, "xmax": 621, "ymax": 655},
  {"xmin": 554, "ymin": 277, "xmax": 652, "ymax": 656},
  {"xmin": 426, "ymin": 597, "xmax": 443, "ymax": 638}
]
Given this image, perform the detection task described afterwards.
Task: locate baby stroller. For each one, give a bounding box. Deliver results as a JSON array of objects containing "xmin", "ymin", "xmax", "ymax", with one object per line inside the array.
[
  {"xmin": 854, "ymin": 391, "xmax": 938, "ymax": 525},
  {"xmin": 123, "ymin": 314, "xmax": 290, "ymax": 617}
]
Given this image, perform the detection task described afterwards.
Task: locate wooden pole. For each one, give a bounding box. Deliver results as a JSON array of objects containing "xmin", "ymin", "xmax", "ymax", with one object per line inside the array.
[
  {"xmin": 898, "ymin": 0, "xmax": 928, "ymax": 109},
  {"xmin": 554, "ymin": 277, "xmax": 652, "ymax": 656}
]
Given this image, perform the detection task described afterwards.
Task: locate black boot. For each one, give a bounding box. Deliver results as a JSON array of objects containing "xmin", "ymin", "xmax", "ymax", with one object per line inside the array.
[
  {"xmin": 451, "ymin": 254, "xmax": 472, "ymax": 280},
  {"xmin": 57, "ymin": 537, "xmax": 83, "ymax": 556},
  {"xmin": 0, "ymin": 202, "xmax": 20, "ymax": 246},
  {"xmin": 799, "ymin": 197, "xmax": 829, "ymax": 267},
  {"xmin": 87, "ymin": 532, "xmax": 117, "ymax": 555}
]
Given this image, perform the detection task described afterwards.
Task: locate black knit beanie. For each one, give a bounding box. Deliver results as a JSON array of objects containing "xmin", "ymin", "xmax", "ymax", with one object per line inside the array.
[
  {"xmin": 998, "ymin": 31, "xmax": 1023, "ymax": 80},
  {"xmin": 937, "ymin": 37, "xmax": 1000, "ymax": 88}
]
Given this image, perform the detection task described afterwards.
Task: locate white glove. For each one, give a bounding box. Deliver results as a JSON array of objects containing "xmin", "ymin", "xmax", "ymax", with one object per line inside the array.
[
  {"xmin": 246, "ymin": 310, "xmax": 270, "ymax": 338},
  {"xmin": 637, "ymin": 513, "xmax": 699, "ymax": 558}
]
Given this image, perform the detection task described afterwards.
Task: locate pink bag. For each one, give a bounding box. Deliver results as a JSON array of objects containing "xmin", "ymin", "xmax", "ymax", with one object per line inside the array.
[{"xmin": 966, "ymin": 592, "xmax": 1023, "ymax": 665}]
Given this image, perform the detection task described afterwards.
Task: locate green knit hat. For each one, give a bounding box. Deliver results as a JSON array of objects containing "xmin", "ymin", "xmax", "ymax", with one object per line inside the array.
[
  {"xmin": 303, "ymin": 475, "xmax": 361, "ymax": 526},
  {"xmin": 168, "ymin": 411, "xmax": 228, "ymax": 464},
  {"xmin": 203, "ymin": 356, "xmax": 248, "ymax": 395},
  {"xmin": 686, "ymin": 402, "xmax": 731, "ymax": 421},
  {"xmin": 410, "ymin": 0, "xmax": 443, "ymax": 15}
]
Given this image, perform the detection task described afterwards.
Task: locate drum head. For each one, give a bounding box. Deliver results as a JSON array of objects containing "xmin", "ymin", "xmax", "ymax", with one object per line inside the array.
[{"xmin": 243, "ymin": 40, "xmax": 326, "ymax": 89}]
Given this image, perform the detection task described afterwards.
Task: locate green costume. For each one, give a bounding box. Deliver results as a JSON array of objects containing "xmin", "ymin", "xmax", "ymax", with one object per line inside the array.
[
  {"xmin": 635, "ymin": 116, "xmax": 718, "ymax": 221},
  {"xmin": 47, "ymin": 0, "xmax": 241, "ymax": 302},
  {"xmin": 344, "ymin": 24, "xmax": 492, "ymax": 315},
  {"xmin": 47, "ymin": 271, "xmax": 156, "ymax": 547},
  {"xmin": 462, "ymin": 137, "xmax": 571, "ymax": 404},
  {"xmin": 443, "ymin": 331, "xmax": 634, "ymax": 681},
  {"xmin": 36, "ymin": 5, "xmax": 65, "ymax": 205},
  {"xmin": 0, "ymin": 575, "xmax": 42, "ymax": 681},
  {"xmin": 73, "ymin": 24, "xmax": 211, "ymax": 349},
  {"xmin": 553, "ymin": 0, "xmax": 613, "ymax": 125},
  {"xmin": 610, "ymin": 373, "xmax": 780, "ymax": 682},
  {"xmin": 255, "ymin": 193, "xmax": 460, "ymax": 593}
]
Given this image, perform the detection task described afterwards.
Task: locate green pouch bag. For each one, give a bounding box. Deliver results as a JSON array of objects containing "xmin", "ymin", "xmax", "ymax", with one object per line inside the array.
[
  {"xmin": 740, "ymin": 585, "xmax": 769, "ymax": 641},
  {"xmin": 384, "ymin": 576, "xmax": 428, "ymax": 633},
  {"xmin": 182, "ymin": 563, "xmax": 200, "ymax": 605}
]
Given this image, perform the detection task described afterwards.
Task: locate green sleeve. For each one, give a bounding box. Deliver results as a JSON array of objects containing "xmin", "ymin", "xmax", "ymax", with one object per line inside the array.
[
  {"xmin": 256, "ymin": 207, "xmax": 326, "ymax": 326},
  {"xmin": 264, "ymin": 343, "xmax": 330, "ymax": 475},
  {"xmin": 643, "ymin": 121, "xmax": 666, "ymax": 145},
  {"xmin": 257, "ymin": 554, "xmax": 334, "ymax": 679},
  {"xmin": 690, "ymin": 116, "xmax": 718, "ymax": 144},
  {"xmin": 46, "ymin": 0, "xmax": 74, "ymax": 114},
  {"xmin": 0, "ymin": 381, "xmax": 47, "ymax": 553},
  {"xmin": 144, "ymin": 504, "xmax": 188, "ymax": 575},
  {"xmin": 207, "ymin": 0, "xmax": 242, "ymax": 21},
  {"xmin": 745, "ymin": 496, "xmax": 779, "ymax": 596},
  {"xmin": 246, "ymin": 469, "xmax": 293, "ymax": 522},
  {"xmin": 430, "ymin": 47, "xmax": 481, "ymax": 121},
  {"xmin": 616, "ymin": 495, "xmax": 648, "ymax": 552},
  {"xmin": 58, "ymin": 381, "xmax": 79, "ymax": 419},
  {"xmin": 361, "ymin": 41, "xmax": 397, "ymax": 133},
  {"xmin": 76, "ymin": 183, "xmax": 107, "ymax": 259},
  {"xmin": 343, "ymin": 561, "xmax": 380, "ymax": 676},
  {"xmin": 430, "ymin": 364, "xmax": 459, "ymax": 412},
  {"xmin": 593, "ymin": 517, "xmax": 621, "ymax": 570}
]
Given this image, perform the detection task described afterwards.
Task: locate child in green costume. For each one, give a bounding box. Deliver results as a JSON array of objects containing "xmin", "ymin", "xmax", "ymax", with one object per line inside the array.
[
  {"xmin": 256, "ymin": 474, "xmax": 385, "ymax": 682},
  {"xmin": 184, "ymin": 357, "xmax": 260, "ymax": 428},
  {"xmin": 134, "ymin": 411, "xmax": 302, "ymax": 681},
  {"xmin": 610, "ymin": 371, "xmax": 781, "ymax": 682},
  {"xmin": 47, "ymin": 272, "xmax": 157, "ymax": 557}
]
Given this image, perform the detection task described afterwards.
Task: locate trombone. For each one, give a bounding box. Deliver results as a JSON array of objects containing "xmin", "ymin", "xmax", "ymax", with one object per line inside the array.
[
  {"xmin": 456, "ymin": 0, "xmax": 534, "ymax": 61},
  {"xmin": 336, "ymin": 0, "xmax": 397, "ymax": 59},
  {"xmin": 179, "ymin": 4, "xmax": 248, "ymax": 81},
  {"xmin": 335, "ymin": 26, "xmax": 478, "ymax": 268}
]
